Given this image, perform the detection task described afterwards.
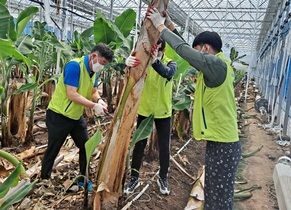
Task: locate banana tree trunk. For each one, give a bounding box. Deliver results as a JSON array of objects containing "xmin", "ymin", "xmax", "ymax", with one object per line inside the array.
[
  {"xmin": 7, "ymin": 80, "xmax": 28, "ymax": 143},
  {"xmin": 93, "ymin": 1, "xmax": 168, "ymax": 209},
  {"xmin": 1, "ymin": 64, "xmax": 11, "ymax": 147}
]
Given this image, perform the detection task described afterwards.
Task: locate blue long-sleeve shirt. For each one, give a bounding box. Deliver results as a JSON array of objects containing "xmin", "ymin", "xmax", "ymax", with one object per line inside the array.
[{"xmin": 151, "ymin": 58, "xmax": 177, "ymax": 80}]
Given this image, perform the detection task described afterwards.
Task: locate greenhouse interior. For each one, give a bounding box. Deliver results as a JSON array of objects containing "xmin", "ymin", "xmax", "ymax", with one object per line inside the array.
[{"xmin": 1, "ymin": 0, "xmax": 291, "ymax": 209}]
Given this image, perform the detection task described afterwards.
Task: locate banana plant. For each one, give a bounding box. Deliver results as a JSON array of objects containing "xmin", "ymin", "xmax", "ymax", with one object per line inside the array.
[
  {"xmin": 0, "ymin": 3, "xmax": 38, "ymax": 146},
  {"xmin": 16, "ymin": 21, "xmax": 70, "ymax": 142},
  {"xmin": 93, "ymin": 1, "xmax": 171, "ymax": 207},
  {"xmin": 163, "ymin": 43, "xmax": 195, "ymax": 139},
  {"xmin": 0, "ymin": 39, "xmax": 31, "ymax": 147},
  {"xmin": 70, "ymin": 27, "xmax": 95, "ymax": 57},
  {"xmin": 229, "ymin": 47, "xmax": 249, "ymax": 87},
  {"xmin": 0, "ymin": 149, "xmax": 37, "ymax": 209},
  {"xmin": 0, "ymin": 155, "xmax": 37, "ymax": 210},
  {"xmin": 171, "ymin": 69, "xmax": 196, "ymax": 140},
  {"xmin": 92, "ymin": 8, "xmax": 136, "ymax": 109}
]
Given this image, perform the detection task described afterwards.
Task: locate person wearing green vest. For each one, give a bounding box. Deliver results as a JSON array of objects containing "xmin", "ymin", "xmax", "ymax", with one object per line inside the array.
[
  {"xmin": 40, "ymin": 43, "xmax": 114, "ymax": 192},
  {"xmin": 147, "ymin": 8, "xmax": 241, "ymax": 210},
  {"xmin": 124, "ymin": 38, "xmax": 178, "ymax": 195}
]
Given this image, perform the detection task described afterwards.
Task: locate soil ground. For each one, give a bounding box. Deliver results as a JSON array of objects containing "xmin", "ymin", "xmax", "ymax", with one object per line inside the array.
[{"xmin": 0, "ymin": 99, "xmax": 289, "ymax": 210}]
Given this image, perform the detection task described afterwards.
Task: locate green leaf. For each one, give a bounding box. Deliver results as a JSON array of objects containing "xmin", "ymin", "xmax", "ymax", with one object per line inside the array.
[
  {"xmin": 0, "ymin": 164, "xmax": 22, "ymax": 198},
  {"xmin": 172, "ymin": 96, "xmax": 192, "ymax": 111},
  {"xmin": 85, "ymin": 129, "xmax": 102, "ymax": 166},
  {"xmin": 0, "ymin": 179, "xmax": 38, "ymax": 209},
  {"xmin": 0, "ymin": 86, "xmax": 4, "ymax": 96},
  {"xmin": 94, "ymin": 18, "xmax": 116, "ymax": 45},
  {"xmin": 81, "ymin": 27, "xmax": 94, "ymax": 38},
  {"xmin": 111, "ymin": 24, "xmax": 127, "ymax": 49},
  {"xmin": 130, "ymin": 115, "xmax": 154, "ymax": 150},
  {"xmin": 0, "ymin": 38, "xmax": 31, "ymax": 67},
  {"xmin": 12, "ymin": 83, "xmax": 37, "ymax": 95},
  {"xmin": 31, "ymin": 21, "xmax": 47, "ymax": 40},
  {"xmin": 15, "ymin": 35, "xmax": 33, "ymax": 55},
  {"xmin": 0, "ymin": 0, "xmax": 7, "ymax": 5},
  {"xmin": 16, "ymin": 6, "xmax": 38, "ymax": 40},
  {"xmin": 114, "ymin": 9, "xmax": 136, "ymax": 38},
  {"xmin": 40, "ymin": 74, "xmax": 59, "ymax": 86},
  {"xmin": 0, "ymin": 3, "xmax": 16, "ymax": 40}
]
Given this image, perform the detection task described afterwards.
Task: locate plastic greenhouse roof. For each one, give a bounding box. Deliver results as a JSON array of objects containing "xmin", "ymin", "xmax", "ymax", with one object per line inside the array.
[{"xmin": 7, "ymin": 0, "xmax": 282, "ymax": 63}]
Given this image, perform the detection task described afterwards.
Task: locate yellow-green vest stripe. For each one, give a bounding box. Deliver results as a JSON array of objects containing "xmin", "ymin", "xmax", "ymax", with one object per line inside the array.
[
  {"xmin": 48, "ymin": 57, "xmax": 96, "ymax": 120},
  {"xmin": 193, "ymin": 52, "xmax": 239, "ymax": 142},
  {"xmin": 137, "ymin": 56, "xmax": 173, "ymax": 118}
]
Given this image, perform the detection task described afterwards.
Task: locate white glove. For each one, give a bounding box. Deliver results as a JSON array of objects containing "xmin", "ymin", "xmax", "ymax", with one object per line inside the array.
[
  {"xmin": 146, "ymin": 7, "xmax": 165, "ymax": 29},
  {"xmin": 93, "ymin": 103, "xmax": 107, "ymax": 116},
  {"xmin": 97, "ymin": 98, "xmax": 108, "ymax": 108},
  {"xmin": 125, "ymin": 54, "xmax": 140, "ymax": 67}
]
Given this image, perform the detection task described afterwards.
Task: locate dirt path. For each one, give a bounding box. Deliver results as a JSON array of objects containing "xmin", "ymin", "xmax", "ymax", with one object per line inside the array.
[{"xmin": 235, "ymin": 101, "xmax": 288, "ymax": 210}]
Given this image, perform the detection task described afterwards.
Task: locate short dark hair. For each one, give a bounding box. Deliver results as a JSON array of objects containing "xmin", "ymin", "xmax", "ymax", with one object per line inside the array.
[
  {"xmin": 157, "ymin": 38, "xmax": 166, "ymax": 51},
  {"xmin": 192, "ymin": 31, "xmax": 222, "ymax": 52},
  {"xmin": 91, "ymin": 43, "xmax": 114, "ymax": 62}
]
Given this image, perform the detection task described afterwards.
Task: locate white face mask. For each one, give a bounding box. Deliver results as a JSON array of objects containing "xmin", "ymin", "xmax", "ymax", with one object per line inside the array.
[{"xmin": 91, "ymin": 57, "xmax": 104, "ymax": 73}]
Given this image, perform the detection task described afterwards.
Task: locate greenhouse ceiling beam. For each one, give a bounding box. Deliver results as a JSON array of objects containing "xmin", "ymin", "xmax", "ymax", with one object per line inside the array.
[
  {"xmin": 179, "ymin": 8, "xmax": 276, "ymax": 13},
  {"xmin": 190, "ymin": 18, "xmax": 270, "ymax": 23}
]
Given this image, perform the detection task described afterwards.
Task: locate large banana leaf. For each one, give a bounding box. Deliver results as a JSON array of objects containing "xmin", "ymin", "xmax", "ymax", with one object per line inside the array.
[
  {"xmin": 130, "ymin": 115, "xmax": 154, "ymax": 150},
  {"xmin": 0, "ymin": 3, "xmax": 16, "ymax": 40},
  {"xmin": 15, "ymin": 35, "xmax": 33, "ymax": 55},
  {"xmin": 0, "ymin": 164, "xmax": 22, "ymax": 198},
  {"xmin": 94, "ymin": 9, "xmax": 135, "ymax": 50},
  {"xmin": 81, "ymin": 27, "xmax": 94, "ymax": 38},
  {"xmin": 85, "ymin": 129, "xmax": 102, "ymax": 166},
  {"xmin": 111, "ymin": 24, "xmax": 130, "ymax": 49},
  {"xmin": 12, "ymin": 83, "xmax": 37, "ymax": 95},
  {"xmin": 94, "ymin": 17, "xmax": 116, "ymax": 46},
  {"xmin": 0, "ymin": 179, "xmax": 38, "ymax": 210},
  {"xmin": 15, "ymin": 6, "xmax": 38, "ymax": 40},
  {"xmin": 114, "ymin": 8, "xmax": 136, "ymax": 38},
  {"xmin": 0, "ymin": 38, "xmax": 31, "ymax": 67},
  {"xmin": 0, "ymin": 0, "xmax": 7, "ymax": 5}
]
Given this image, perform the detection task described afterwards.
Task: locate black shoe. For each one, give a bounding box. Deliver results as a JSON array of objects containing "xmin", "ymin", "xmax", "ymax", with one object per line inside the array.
[
  {"xmin": 157, "ymin": 177, "xmax": 170, "ymax": 195},
  {"xmin": 124, "ymin": 176, "xmax": 140, "ymax": 194}
]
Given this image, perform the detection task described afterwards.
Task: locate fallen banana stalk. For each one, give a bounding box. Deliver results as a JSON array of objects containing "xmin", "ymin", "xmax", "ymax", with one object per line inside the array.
[
  {"xmin": 234, "ymin": 184, "xmax": 261, "ymax": 201},
  {"xmin": 184, "ymin": 166, "xmax": 205, "ymax": 210},
  {"xmin": 234, "ymin": 191, "xmax": 252, "ymax": 200},
  {"xmin": 235, "ymin": 184, "xmax": 261, "ymax": 193},
  {"xmin": 241, "ymin": 145, "xmax": 263, "ymax": 158},
  {"xmin": 170, "ymin": 155, "xmax": 196, "ymax": 181}
]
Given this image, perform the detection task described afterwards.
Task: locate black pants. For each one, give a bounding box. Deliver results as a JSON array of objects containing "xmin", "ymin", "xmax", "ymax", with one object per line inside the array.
[
  {"xmin": 204, "ymin": 141, "xmax": 241, "ymax": 210},
  {"xmin": 41, "ymin": 109, "xmax": 89, "ymax": 180},
  {"xmin": 130, "ymin": 115, "xmax": 171, "ymax": 179}
]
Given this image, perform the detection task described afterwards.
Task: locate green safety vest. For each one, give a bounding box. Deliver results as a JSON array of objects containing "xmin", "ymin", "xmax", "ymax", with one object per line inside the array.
[
  {"xmin": 193, "ymin": 52, "xmax": 239, "ymax": 142},
  {"xmin": 48, "ymin": 56, "xmax": 96, "ymax": 120},
  {"xmin": 137, "ymin": 56, "xmax": 173, "ymax": 118}
]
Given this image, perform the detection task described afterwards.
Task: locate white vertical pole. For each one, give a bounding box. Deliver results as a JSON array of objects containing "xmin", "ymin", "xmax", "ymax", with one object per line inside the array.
[
  {"xmin": 44, "ymin": 0, "xmax": 52, "ymax": 26},
  {"xmin": 61, "ymin": 0, "xmax": 68, "ymax": 41}
]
